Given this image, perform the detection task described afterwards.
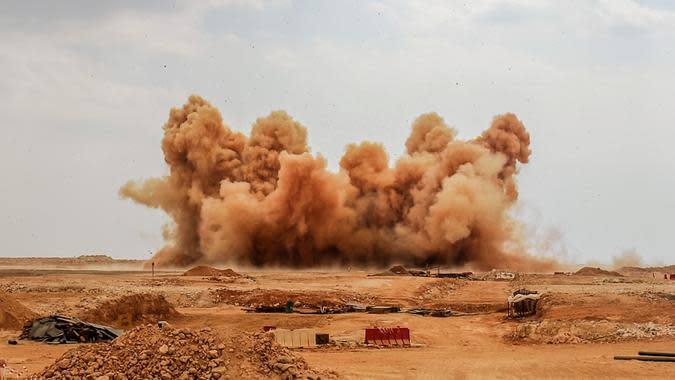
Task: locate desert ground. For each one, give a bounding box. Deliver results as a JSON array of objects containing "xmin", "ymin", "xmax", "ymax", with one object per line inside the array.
[{"xmin": 1, "ymin": 256, "xmax": 674, "ymax": 379}]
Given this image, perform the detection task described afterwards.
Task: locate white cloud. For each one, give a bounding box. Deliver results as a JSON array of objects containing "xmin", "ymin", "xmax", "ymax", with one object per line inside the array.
[
  {"xmin": 595, "ymin": 0, "xmax": 673, "ymax": 29},
  {"xmin": 187, "ymin": 0, "xmax": 291, "ymax": 12}
]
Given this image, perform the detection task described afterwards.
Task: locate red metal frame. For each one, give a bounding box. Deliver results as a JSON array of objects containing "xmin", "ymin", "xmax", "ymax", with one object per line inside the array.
[{"xmin": 365, "ymin": 327, "xmax": 410, "ymax": 346}]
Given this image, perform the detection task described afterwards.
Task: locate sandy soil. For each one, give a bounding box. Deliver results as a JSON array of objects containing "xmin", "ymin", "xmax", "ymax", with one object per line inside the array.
[{"xmin": 0, "ymin": 260, "xmax": 674, "ymax": 379}]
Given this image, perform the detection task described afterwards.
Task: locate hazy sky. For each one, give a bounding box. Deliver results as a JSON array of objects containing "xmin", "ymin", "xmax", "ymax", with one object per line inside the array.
[{"xmin": 2, "ymin": 0, "xmax": 674, "ymax": 266}]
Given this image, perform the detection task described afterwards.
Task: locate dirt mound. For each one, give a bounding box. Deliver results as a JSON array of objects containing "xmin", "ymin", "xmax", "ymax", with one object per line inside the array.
[
  {"xmin": 183, "ymin": 265, "xmax": 241, "ymax": 277},
  {"xmin": 79, "ymin": 294, "xmax": 180, "ymax": 328},
  {"xmin": 36, "ymin": 324, "xmax": 333, "ymax": 379},
  {"xmin": 76, "ymin": 254, "xmax": 115, "ymax": 263},
  {"xmin": 0, "ymin": 292, "xmax": 37, "ymax": 329},
  {"xmin": 574, "ymin": 267, "xmax": 623, "ymax": 277}
]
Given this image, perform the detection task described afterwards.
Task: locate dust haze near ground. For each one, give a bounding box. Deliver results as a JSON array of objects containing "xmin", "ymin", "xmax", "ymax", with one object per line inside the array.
[{"xmin": 120, "ymin": 95, "xmax": 555, "ymax": 270}]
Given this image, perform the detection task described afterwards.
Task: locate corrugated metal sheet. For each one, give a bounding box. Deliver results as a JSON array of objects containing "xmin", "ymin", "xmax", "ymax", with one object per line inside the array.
[{"xmin": 273, "ymin": 328, "xmax": 317, "ymax": 348}]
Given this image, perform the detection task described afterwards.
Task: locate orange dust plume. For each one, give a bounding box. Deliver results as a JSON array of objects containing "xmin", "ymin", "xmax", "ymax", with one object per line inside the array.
[{"xmin": 120, "ymin": 95, "xmax": 553, "ymax": 270}]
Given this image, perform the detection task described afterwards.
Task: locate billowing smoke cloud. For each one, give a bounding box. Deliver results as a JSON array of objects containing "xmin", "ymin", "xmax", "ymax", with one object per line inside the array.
[
  {"xmin": 121, "ymin": 95, "xmax": 554, "ymax": 270},
  {"xmin": 611, "ymin": 248, "xmax": 643, "ymax": 269}
]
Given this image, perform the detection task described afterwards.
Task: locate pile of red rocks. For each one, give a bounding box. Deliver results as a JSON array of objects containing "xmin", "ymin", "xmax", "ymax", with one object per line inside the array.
[
  {"xmin": 37, "ymin": 325, "xmax": 231, "ymax": 380},
  {"xmin": 35, "ymin": 326, "xmax": 335, "ymax": 379}
]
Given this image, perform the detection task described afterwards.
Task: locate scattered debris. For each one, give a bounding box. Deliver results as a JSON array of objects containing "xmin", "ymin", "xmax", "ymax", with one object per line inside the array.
[
  {"xmin": 79, "ymin": 293, "xmax": 180, "ymax": 328},
  {"xmin": 406, "ymin": 308, "xmax": 453, "ymax": 317},
  {"xmin": 20, "ymin": 315, "xmax": 121, "ymax": 344},
  {"xmin": 654, "ymin": 292, "xmax": 675, "ymax": 301},
  {"xmin": 408, "ymin": 269, "xmax": 429, "ymax": 276},
  {"xmin": 254, "ymin": 305, "xmax": 287, "ymax": 313},
  {"xmin": 436, "ymin": 272, "xmax": 473, "ymax": 279},
  {"xmin": 371, "ymin": 265, "xmax": 473, "ymax": 279},
  {"xmin": 344, "ymin": 303, "xmax": 367, "ymax": 312},
  {"xmin": 0, "ymin": 360, "xmax": 26, "ymax": 379},
  {"xmin": 366, "ymin": 305, "xmax": 401, "ymax": 314},
  {"xmin": 494, "ymin": 270, "xmax": 516, "ymax": 280},
  {"xmin": 511, "ymin": 320, "xmax": 675, "ymax": 344},
  {"xmin": 593, "ymin": 277, "xmax": 644, "ymax": 284},
  {"xmin": 481, "ymin": 269, "xmax": 517, "ymax": 281},
  {"xmin": 212, "ymin": 287, "xmax": 377, "ymax": 310},
  {"xmin": 574, "ymin": 267, "xmax": 623, "ymax": 277}
]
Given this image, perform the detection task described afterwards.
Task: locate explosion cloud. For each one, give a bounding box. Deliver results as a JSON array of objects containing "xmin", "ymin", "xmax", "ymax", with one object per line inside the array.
[{"xmin": 121, "ymin": 95, "xmax": 552, "ymax": 270}]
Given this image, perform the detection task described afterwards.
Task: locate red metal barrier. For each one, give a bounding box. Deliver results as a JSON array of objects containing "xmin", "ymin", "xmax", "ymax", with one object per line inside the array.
[{"xmin": 365, "ymin": 327, "xmax": 410, "ymax": 346}]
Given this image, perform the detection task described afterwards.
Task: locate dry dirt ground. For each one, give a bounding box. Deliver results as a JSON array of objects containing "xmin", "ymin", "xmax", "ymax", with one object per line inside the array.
[{"xmin": 1, "ymin": 259, "xmax": 675, "ymax": 379}]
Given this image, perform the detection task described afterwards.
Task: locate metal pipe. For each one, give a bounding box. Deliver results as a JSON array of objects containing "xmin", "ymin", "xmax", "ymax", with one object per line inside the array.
[
  {"xmin": 614, "ymin": 355, "xmax": 675, "ymax": 362},
  {"xmin": 638, "ymin": 351, "xmax": 675, "ymax": 357}
]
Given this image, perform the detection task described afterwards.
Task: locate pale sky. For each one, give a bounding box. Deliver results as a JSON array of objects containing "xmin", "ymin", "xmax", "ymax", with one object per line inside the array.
[{"xmin": 1, "ymin": 0, "xmax": 674, "ymax": 266}]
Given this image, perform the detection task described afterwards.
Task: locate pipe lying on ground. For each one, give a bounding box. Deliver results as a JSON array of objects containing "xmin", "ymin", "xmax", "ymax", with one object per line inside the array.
[
  {"xmin": 638, "ymin": 351, "xmax": 675, "ymax": 357},
  {"xmin": 614, "ymin": 355, "xmax": 675, "ymax": 362}
]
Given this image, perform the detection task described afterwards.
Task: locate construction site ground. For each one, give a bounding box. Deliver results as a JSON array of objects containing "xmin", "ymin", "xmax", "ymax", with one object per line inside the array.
[{"xmin": 1, "ymin": 262, "xmax": 675, "ymax": 379}]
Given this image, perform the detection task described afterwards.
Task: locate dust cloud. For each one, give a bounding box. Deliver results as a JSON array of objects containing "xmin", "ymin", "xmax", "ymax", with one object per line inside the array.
[
  {"xmin": 121, "ymin": 95, "xmax": 554, "ymax": 270},
  {"xmin": 611, "ymin": 248, "xmax": 643, "ymax": 269}
]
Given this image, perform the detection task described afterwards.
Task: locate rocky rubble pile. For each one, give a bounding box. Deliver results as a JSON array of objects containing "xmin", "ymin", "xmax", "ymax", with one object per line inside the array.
[
  {"xmin": 36, "ymin": 325, "xmax": 333, "ymax": 379},
  {"xmin": 37, "ymin": 325, "xmax": 232, "ymax": 379}
]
